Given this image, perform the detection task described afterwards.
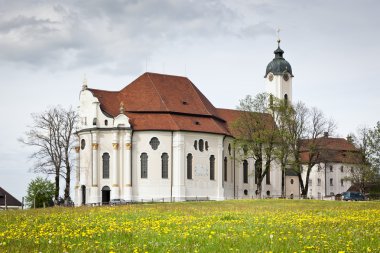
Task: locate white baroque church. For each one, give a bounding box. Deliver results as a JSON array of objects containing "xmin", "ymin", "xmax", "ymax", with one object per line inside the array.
[{"xmin": 74, "ymin": 41, "xmax": 358, "ymax": 205}]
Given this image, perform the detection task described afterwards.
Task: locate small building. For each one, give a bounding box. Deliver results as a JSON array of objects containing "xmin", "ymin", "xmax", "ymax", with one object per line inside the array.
[
  {"xmin": 300, "ymin": 135, "xmax": 361, "ymax": 199},
  {"xmin": 0, "ymin": 187, "xmax": 22, "ymax": 210}
]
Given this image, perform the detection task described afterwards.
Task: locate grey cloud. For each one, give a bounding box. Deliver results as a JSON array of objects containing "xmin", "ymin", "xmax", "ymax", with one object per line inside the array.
[
  {"xmin": 0, "ymin": 15, "xmax": 57, "ymax": 33},
  {"xmin": 0, "ymin": 0, "xmax": 239, "ymax": 74},
  {"xmin": 241, "ymin": 22, "xmax": 275, "ymax": 38}
]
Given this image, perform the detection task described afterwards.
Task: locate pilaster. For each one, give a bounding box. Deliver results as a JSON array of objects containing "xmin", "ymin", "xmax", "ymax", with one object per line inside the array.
[
  {"xmin": 111, "ymin": 132, "xmax": 120, "ymax": 199},
  {"xmin": 172, "ymin": 132, "xmax": 185, "ymax": 201},
  {"xmin": 123, "ymin": 132, "xmax": 132, "ymax": 200},
  {"xmin": 216, "ymin": 137, "xmax": 225, "ymax": 200}
]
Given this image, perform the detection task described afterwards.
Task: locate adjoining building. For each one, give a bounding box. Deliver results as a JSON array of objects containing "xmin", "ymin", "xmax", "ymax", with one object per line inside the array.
[
  {"xmin": 0, "ymin": 187, "xmax": 22, "ymax": 210},
  {"xmin": 74, "ymin": 41, "xmax": 358, "ymax": 205},
  {"xmin": 299, "ymin": 134, "xmax": 361, "ymax": 199}
]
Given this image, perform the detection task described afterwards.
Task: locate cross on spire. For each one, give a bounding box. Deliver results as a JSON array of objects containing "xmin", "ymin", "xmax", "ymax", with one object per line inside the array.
[
  {"xmin": 82, "ymin": 74, "xmax": 88, "ymax": 91},
  {"xmin": 276, "ymin": 28, "xmax": 281, "ymax": 44}
]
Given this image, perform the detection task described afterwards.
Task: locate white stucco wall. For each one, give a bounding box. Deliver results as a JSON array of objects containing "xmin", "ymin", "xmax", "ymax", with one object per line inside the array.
[
  {"xmin": 265, "ymin": 72, "xmax": 293, "ymax": 102},
  {"xmin": 131, "ymin": 131, "xmax": 173, "ymax": 201},
  {"xmin": 302, "ymin": 163, "xmax": 353, "ymax": 199}
]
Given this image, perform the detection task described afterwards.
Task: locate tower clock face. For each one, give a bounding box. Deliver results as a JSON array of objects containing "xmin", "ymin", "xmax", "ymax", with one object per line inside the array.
[
  {"xmin": 268, "ymin": 73, "xmax": 274, "ymax": 81},
  {"xmin": 283, "ymin": 73, "xmax": 289, "ymax": 81}
]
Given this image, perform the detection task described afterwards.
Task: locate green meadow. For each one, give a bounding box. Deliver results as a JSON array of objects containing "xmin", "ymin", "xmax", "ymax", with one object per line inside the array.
[{"xmin": 0, "ymin": 200, "xmax": 379, "ymax": 252}]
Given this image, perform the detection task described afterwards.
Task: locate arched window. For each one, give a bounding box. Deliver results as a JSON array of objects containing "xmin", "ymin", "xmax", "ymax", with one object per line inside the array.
[
  {"xmin": 161, "ymin": 153, "xmax": 169, "ymax": 179},
  {"xmin": 102, "ymin": 153, "xmax": 110, "ymax": 179},
  {"xmin": 199, "ymin": 139, "xmax": 204, "ymax": 152},
  {"xmin": 187, "ymin": 153, "xmax": 193, "ymax": 179},
  {"xmin": 266, "ymin": 166, "xmax": 270, "ymax": 185},
  {"xmin": 149, "ymin": 137, "xmax": 160, "ymax": 150},
  {"xmin": 284, "ymin": 94, "xmax": 288, "ymax": 105},
  {"xmin": 205, "ymin": 141, "xmax": 209, "ymax": 151},
  {"xmin": 228, "ymin": 143, "xmax": 231, "ymax": 155},
  {"xmin": 104, "ymin": 120, "xmax": 108, "ymax": 126},
  {"xmin": 93, "ymin": 118, "xmax": 97, "ymax": 126},
  {"xmin": 243, "ymin": 160, "xmax": 248, "ymax": 184},
  {"xmin": 254, "ymin": 160, "xmax": 259, "ymax": 184},
  {"xmin": 224, "ymin": 157, "xmax": 228, "ymax": 182},
  {"xmin": 141, "ymin": 153, "xmax": 148, "ymax": 178},
  {"xmin": 290, "ymin": 179, "xmax": 294, "ymax": 184},
  {"xmin": 194, "ymin": 140, "xmax": 198, "ymax": 150},
  {"xmin": 210, "ymin": 155, "xmax": 215, "ymax": 180}
]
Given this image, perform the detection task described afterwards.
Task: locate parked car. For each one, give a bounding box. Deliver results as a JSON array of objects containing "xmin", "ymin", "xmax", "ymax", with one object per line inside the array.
[
  {"xmin": 109, "ymin": 199, "xmax": 127, "ymax": 205},
  {"xmin": 342, "ymin": 192, "xmax": 365, "ymax": 201}
]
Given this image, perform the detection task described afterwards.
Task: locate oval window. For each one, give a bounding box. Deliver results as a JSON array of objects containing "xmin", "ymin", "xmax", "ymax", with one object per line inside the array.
[
  {"xmin": 149, "ymin": 137, "xmax": 160, "ymax": 150},
  {"xmin": 81, "ymin": 139, "xmax": 86, "ymax": 150}
]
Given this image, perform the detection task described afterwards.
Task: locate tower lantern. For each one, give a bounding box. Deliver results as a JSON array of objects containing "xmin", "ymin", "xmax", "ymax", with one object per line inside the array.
[{"xmin": 264, "ymin": 38, "xmax": 293, "ymax": 103}]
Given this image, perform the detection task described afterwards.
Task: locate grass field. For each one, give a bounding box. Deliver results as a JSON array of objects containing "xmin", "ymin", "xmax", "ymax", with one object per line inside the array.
[{"xmin": 0, "ymin": 200, "xmax": 379, "ymax": 252}]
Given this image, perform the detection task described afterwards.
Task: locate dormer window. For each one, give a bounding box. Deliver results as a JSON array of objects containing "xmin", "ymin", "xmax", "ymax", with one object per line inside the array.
[{"xmin": 182, "ymin": 101, "xmax": 188, "ymax": 105}]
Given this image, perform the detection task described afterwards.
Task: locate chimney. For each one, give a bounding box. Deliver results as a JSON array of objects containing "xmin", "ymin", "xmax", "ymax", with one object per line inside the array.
[
  {"xmin": 347, "ymin": 135, "xmax": 353, "ymax": 143},
  {"xmin": 324, "ymin": 132, "xmax": 329, "ymax": 138}
]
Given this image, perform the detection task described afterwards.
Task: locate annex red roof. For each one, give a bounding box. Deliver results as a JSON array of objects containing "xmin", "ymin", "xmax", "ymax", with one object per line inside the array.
[{"xmin": 299, "ymin": 137, "xmax": 361, "ymax": 164}]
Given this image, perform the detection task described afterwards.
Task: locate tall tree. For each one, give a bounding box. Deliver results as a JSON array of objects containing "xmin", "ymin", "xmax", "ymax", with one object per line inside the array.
[
  {"xmin": 298, "ymin": 107, "xmax": 336, "ymax": 197},
  {"xmin": 347, "ymin": 127, "xmax": 377, "ymax": 193},
  {"xmin": 25, "ymin": 177, "xmax": 55, "ymax": 208},
  {"xmin": 271, "ymin": 97, "xmax": 296, "ymax": 197},
  {"xmin": 20, "ymin": 106, "xmax": 77, "ymax": 203},
  {"xmin": 60, "ymin": 108, "xmax": 77, "ymax": 203},
  {"xmin": 368, "ymin": 121, "xmax": 380, "ymax": 172},
  {"xmin": 233, "ymin": 93, "xmax": 278, "ymax": 198}
]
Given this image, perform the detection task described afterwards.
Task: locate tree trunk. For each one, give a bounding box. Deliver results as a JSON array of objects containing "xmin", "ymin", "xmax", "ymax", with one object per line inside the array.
[
  {"xmin": 298, "ymin": 172, "xmax": 306, "ymax": 198},
  {"xmin": 255, "ymin": 158, "xmax": 263, "ymax": 198},
  {"xmin": 281, "ymin": 163, "xmax": 286, "ymax": 197},
  {"xmin": 64, "ymin": 164, "xmax": 71, "ymax": 204},
  {"xmin": 54, "ymin": 174, "xmax": 59, "ymax": 202}
]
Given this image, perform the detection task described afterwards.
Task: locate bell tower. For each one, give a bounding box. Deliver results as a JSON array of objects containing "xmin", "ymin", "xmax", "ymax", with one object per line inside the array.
[{"xmin": 264, "ymin": 37, "xmax": 293, "ymax": 103}]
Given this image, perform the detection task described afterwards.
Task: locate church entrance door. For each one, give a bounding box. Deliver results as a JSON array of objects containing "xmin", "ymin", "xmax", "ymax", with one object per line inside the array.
[
  {"xmin": 102, "ymin": 186, "xmax": 111, "ymax": 205},
  {"xmin": 81, "ymin": 185, "xmax": 86, "ymax": 205}
]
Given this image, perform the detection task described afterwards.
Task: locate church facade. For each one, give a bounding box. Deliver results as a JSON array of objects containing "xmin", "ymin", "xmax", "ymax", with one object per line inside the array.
[{"xmin": 74, "ymin": 42, "xmax": 357, "ymax": 205}]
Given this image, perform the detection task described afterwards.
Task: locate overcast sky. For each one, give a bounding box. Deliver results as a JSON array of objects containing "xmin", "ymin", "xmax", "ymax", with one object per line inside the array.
[{"xmin": 1, "ymin": 0, "xmax": 379, "ymax": 201}]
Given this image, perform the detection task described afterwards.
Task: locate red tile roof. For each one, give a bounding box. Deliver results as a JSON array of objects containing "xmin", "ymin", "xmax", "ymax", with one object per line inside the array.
[
  {"xmin": 299, "ymin": 137, "xmax": 361, "ymax": 164},
  {"xmin": 88, "ymin": 72, "xmax": 244, "ymax": 136}
]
